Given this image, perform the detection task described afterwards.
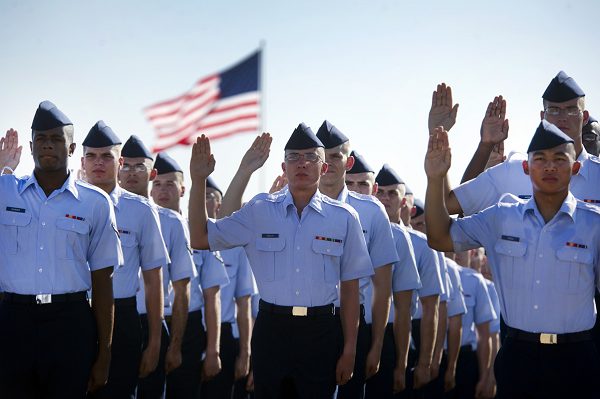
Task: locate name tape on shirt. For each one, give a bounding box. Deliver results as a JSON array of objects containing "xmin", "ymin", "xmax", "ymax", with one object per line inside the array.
[
  {"xmin": 501, "ymin": 235, "xmax": 520, "ymax": 242},
  {"xmin": 566, "ymin": 242, "xmax": 587, "ymax": 249},
  {"xmin": 315, "ymin": 236, "xmax": 343, "ymax": 244},
  {"xmin": 6, "ymin": 206, "xmax": 26, "ymax": 213},
  {"xmin": 118, "ymin": 229, "xmax": 131, "ymax": 235},
  {"xmin": 261, "ymin": 233, "xmax": 279, "ymax": 238}
]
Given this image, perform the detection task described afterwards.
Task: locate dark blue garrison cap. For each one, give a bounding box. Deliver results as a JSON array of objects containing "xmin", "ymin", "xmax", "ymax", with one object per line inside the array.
[
  {"xmin": 527, "ymin": 120, "xmax": 574, "ymax": 153},
  {"xmin": 154, "ymin": 152, "xmax": 182, "ymax": 174},
  {"xmin": 82, "ymin": 121, "xmax": 121, "ymax": 147},
  {"xmin": 348, "ymin": 151, "xmax": 374, "ymax": 174},
  {"xmin": 316, "ymin": 120, "xmax": 349, "ymax": 149},
  {"xmin": 586, "ymin": 116, "xmax": 598, "ymax": 126},
  {"xmin": 284, "ymin": 123, "xmax": 323, "ymax": 150},
  {"xmin": 542, "ymin": 71, "xmax": 585, "ymax": 102},
  {"xmin": 375, "ymin": 164, "xmax": 405, "ymax": 186},
  {"xmin": 413, "ymin": 198, "xmax": 425, "ymax": 218},
  {"xmin": 206, "ymin": 177, "xmax": 223, "ymax": 196},
  {"xmin": 122, "ymin": 135, "xmax": 153, "ymax": 159},
  {"xmin": 31, "ymin": 101, "xmax": 72, "ymax": 131}
]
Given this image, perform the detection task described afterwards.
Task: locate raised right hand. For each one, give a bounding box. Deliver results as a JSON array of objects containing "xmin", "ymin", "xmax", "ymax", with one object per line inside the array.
[
  {"xmin": 240, "ymin": 132, "xmax": 272, "ymax": 173},
  {"xmin": 424, "ymin": 127, "xmax": 452, "ymax": 179},
  {"xmin": 190, "ymin": 134, "xmax": 216, "ymax": 181},
  {"xmin": 428, "ymin": 83, "xmax": 459, "ymax": 135},
  {"xmin": 480, "ymin": 95, "xmax": 509, "ymax": 146},
  {"xmin": 0, "ymin": 129, "xmax": 22, "ymax": 172}
]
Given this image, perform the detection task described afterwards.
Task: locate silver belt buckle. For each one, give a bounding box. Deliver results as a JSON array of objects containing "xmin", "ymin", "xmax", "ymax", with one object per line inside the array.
[
  {"xmin": 292, "ymin": 306, "xmax": 308, "ymax": 317},
  {"xmin": 36, "ymin": 294, "xmax": 52, "ymax": 305},
  {"xmin": 540, "ymin": 333, "xmax": 557, "ymax": 344}
]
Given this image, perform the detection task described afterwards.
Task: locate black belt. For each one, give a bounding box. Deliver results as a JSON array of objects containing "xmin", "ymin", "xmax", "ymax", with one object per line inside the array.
[
  {"xmin": 114, "ymin": 296, "xmax": 137, "ymax": 306},
  {"xmin": 507, "ymin": 326, "xmax": 592, "ymax": 345},
  {"xmin": 259, "ymin": 299, "xmax": 336, "ymax": 317},
  {"xmin": 335, "ymin": 304, "xmax": 366, "ymax": 318},
  {"xmin": 3, "ymin": 291, "xmax": 88, "ymax": 305}
]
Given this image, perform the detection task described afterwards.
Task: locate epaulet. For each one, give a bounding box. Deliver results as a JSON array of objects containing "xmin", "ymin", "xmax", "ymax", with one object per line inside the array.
[
  {"xmin": 390, "ymin": 222, "xmax": 406, "ymax": 232},
  {"xmin": 505, "ymin": 151, "xmax": 527, "ymax": 162},
  {"xmin": 576, "ymin": 199, "xmax": 600, "ymax": 215},
  {"xmin": 498, "ymin": 193, "xmax": 525, "ymax": 207},
  {"xmin": 585, "ymin": 154, "xmax": 600, "ymax": 164},
  {"xmin": 75, "ymin": 179, "xmax": 112, "ymax": 201},
  {"xmin": 157, "ymin": 205, "xmax": 183, "ymax": 220},
  {"xmin": 252, "ymin": 191, "xmax": 285, "ymax": 204},
  {"xmin": 408, "ymin": 228, "xmax": 427, "ymax": 240},
  {"xmin": 348, "ymin": 190, "xmax": 385, "ymax": 207},
  {"xmin": 120, "ymin": 188, "xmax": 153, "ymax": 208},
  {"xmin": 322, "ymin": 195, "xmax": 356, "ymax": 212}
]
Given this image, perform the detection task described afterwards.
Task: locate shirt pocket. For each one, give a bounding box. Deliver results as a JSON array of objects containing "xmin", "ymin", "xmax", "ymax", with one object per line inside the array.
[
  {"xmin": 312, "ymin": 238, "xmax": 343, "ymax": 284},
  {"xmin": 255, "ymin": 237, "xmax": 286, "ymax": 282},
  {"xmin": 0, "ymin": 210, "xmax": 31, "ymax": 255},
  {"xmin": 55, "ymin": 218, "xmax": 90, "ymax": 261},
  {"xmin": 494, "ymin": 239, "xmax": 527, "ymax": 289},
  {"xmin": 116, "ymin": 233, "xmax": 138, "ymax": 270},
  {"xmin": 555, "ymin": 247, "xmax": 594, "ymax": 294}
]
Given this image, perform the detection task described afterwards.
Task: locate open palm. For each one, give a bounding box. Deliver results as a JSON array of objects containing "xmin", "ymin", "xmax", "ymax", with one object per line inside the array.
[
  {"xmin": 425, "ymin": 127, "xmax": 452, "ymax": 178},
  {"xmin": 428, "ymin": 83, "xmax": 459, "ymax": 134}
]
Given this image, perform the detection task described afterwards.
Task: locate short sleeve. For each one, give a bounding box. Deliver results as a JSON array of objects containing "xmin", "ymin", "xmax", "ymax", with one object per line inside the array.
[{"xmin": 87, "ymin": 196, "xmax": 123, "ymax": 271}]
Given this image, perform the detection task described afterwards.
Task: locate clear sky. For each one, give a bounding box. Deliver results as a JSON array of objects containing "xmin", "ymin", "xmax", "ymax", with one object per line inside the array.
[{"xmin": 2, "ymin": 0, "xmax": 598, "ymax": 208}]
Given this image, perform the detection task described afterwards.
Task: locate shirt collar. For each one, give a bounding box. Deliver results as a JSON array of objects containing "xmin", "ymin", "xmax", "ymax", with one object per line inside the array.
[
  {"xmin": 522, "ymin": 192, "xmax": 577, "ymax": 223},
  {"xmin": 576, "ymin": 147, "xmax": 591, "ymax": 181},
  {"xmin": 337, "ymin": 186, "xmax": 349, "ymax": 203},
  {"xmin": 19, "ymin": 172, "xmax": 80, "ymax": 200},
  {"xmin": 282, "ymin": 189, "xmax": 325, "ymax": 216},
  {"xmin": 109, "ymin": 185, "xmax": 123, "ymax": 208}
]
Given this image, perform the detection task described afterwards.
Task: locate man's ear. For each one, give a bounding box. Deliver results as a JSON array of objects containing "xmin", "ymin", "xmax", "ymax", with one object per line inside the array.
[
  {"xmin": 522, "ymin": 160, "xmax": 530, "ymax": 175},
  {"xmin": 321, "ymin": 162, "xmax": 329, "ymax": 175},
  {"xmin": 119, "ymin": 157, "xmax": 124, "ymax": 167},
  {"xmin": 372, "ymin": 182, "xmax": 378, "ymax": 195},
  {"xmin": 345, "ymin": 155, "xmax": 355, "ymax": 171},
  {"xmin": 180, "ymin": 185, "xmax": 186, "ymax": 198},
  {"xmin": 68, "ymin": 143, "xmax": 76, "ymax": 157},
  {"xmin": 281, "ymin": 162, "xmax": 286, "ymax": 174},
  {"xmin": 572, "ymin": 161, "xmax": 581, "ymax": 175},
  {"xmin": 149, "ymin": 168, "xmax": 157, "ymax": 181}
]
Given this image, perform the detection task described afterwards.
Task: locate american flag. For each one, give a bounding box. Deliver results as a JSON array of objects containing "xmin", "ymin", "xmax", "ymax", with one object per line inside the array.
[{"xmin": 145, "ymin": 50, "xmax": 261, "ymax": 152}]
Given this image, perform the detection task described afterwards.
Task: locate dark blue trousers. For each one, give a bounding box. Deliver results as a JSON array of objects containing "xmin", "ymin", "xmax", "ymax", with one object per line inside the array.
[{"xmin": 0, "ymin": 298, "xmax": 97, "ymax": 399}]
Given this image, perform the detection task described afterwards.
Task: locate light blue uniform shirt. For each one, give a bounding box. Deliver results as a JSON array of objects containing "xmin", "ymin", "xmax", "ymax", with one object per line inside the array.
[
  {"xmin": 0, "ymin": 173, "xmax": 122, "ymax": 294},
  {"xmin": 485, "ymin": 279, "xmax": 501, "ymax": 334},
  {"xmin": 445, "ymin": 259, "xmax": 467, "ymax": 317},
  {"xmin": 365, "ymin": 222, "xmax": 421, "ymax": 324},
  {"xmin": 454, "ymin": 149, "xmax": 600, "ymax": 216},
  {"xmin": 334, "ymin": 187, "xmax": 399, "ymax": 307},
  {"xmin": 450, "ymin": 193, "xmax": 600, "ymax": 333},
  {"xmin": 207, "ymin": 189, "xmax": 374, "ymax": 307},
  {"xmin": 456, "ymin": 264, "xmax": 496, "ymax": 349},
  {"xmin": 219, "ymin": 247, "xmax": 257, "ymax": 324},
  {"xmin": 189, "ymin": 249, "xmax": 230, "ymax": 312},
  {"xmin": 137, "ymin": 206, "xmax": 197, "ymax": 315},
  {"xmin": 409, "ymin": 229, "xmax": 445, "ymax": 319},
  {"xmin": 437, "ymin": 251, "xmax": 451, "ymax": 303},
  {"xmin": 109, "ymin": 187, "xmax": 169, "ymax": 299}
]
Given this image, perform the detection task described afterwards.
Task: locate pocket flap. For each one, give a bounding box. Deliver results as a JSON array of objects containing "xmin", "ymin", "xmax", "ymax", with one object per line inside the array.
[
  {"xmin": 256, "ymin": 237, "xmax": 285, "ymax": 252},
  {"xmin": 56, "ymin": 218, "xmax": 89, "ymax": 234},
  {"xmin": 119, "ymin": 233, "xmax": 137, "ymax": 247},
  {"xmin": 556, "ymin": 246, "xmax": 593, "ymax": 264},
  {"xmin": 312, "ymin": 238, "xmax": 343, "ymax": 257},
  {"xmin": 192, "ymin": 250, "xmax": 204, "ymax": 266},
  {"xmin": 0, "ymin": 210, "xmax": 31, "ymax": 227},
  {"xmin": 494, "ymin": 239, "xmax": 527, "ymax": 257}
]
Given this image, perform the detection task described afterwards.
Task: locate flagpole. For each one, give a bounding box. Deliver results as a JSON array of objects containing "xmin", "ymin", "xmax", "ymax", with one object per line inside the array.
[{"xmin": 258, "ymin": 40, "xmax": 266, "ymax": 193}]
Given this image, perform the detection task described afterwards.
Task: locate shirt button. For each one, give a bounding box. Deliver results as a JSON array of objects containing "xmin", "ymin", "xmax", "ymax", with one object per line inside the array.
[
  {"xmin": 538, "ymin": 254, "xmax": 543, "ymax": 258},
  {"xmin": 297, "ymin": 246, "xmax": 300, "ymax": 250},
  {"xmin": 38, "ymin": 268, "xmax": 42, "ymax": 273},
  {"xmin": 533, "ymin": 305, "xmax": 539, "ymax": 310},
  {"xmin": 536, "ymin": 280, "xmax": 540, "ymax": 284},
  {"xmin": 326, "ymin": 249, "xmax": 331, "ymax": 253},
  {"xmin": 41, "ymin": 222, "xmax": 46, "ymax": 226},
  {"xmin": 40, "ymin": 246, "xmax": 44, "ymax": 250},
  {"xmin": 295, "ymin": 291, "xmax": 300, "ymax": 296},
  {"xmin": 296, "ymin": 268, "xmax": 300, "ymax": 273}
]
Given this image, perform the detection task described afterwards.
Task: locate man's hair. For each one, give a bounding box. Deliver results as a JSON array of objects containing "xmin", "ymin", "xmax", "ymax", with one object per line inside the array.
[
  {"xmin": 32, "ymin": 125, "xmax": 74, "ymax": 143},
  {"xmin": 543, "ymin": 97, "xmax": 585, "ymax": 110},
  {"xmin": 83, "ymin": 144, "xmax": 122, "ymax": 157}
]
